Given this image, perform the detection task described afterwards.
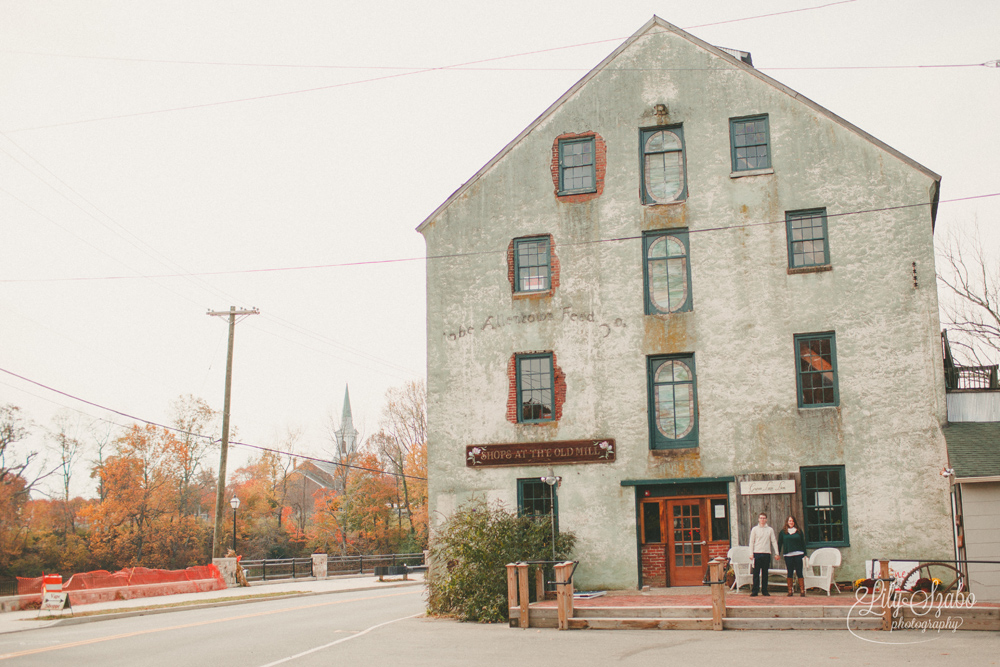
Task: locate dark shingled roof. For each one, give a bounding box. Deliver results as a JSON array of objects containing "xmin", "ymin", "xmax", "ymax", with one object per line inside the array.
[{"xmin": 944, "ymin": 422, "xmax": 1000, "ymax": 479}]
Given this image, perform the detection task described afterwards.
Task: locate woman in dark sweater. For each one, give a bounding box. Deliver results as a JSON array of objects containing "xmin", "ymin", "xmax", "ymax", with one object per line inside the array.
[{"xmin": 779, "ymin": 516, "xmax": 807, "ymax": 597}]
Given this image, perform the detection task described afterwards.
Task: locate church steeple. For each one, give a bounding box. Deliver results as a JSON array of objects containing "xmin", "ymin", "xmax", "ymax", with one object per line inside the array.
[
  {"xmin": 335, "ymin": 384, "xmax": 358, "ymax": 460},
  {"xmin": 341, "ymin": 385, "xmax": 353, "ymax": 428}
]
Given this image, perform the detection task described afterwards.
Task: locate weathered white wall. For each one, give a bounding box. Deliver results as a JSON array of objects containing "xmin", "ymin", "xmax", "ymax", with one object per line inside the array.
[
  {"xmin": 421, "ymin": 21, "xmax": 951, "ymax": 589},
  {"xmin": 948, "ymin": 392, "xmax": 1000, "ymax": 422},
  {"xmin": 960, "ymin": 483, "xmax": 1000, "ymax": 601}
]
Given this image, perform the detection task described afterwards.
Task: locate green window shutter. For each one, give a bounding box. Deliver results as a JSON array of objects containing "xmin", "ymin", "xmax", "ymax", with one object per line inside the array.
[
  {"xmin": 558, "ymin": 137, "xmax": 596, "ymax": 194},
  {"xmin": 786, "ymin": 209, "xmax": 830, "ymax": 268},
  {"xmin": 730, "ymin": 115, "xmax": 771, "ymax": 171},
  {"xmin": 800, "ymin": 465, "xmax": 849, "ymax": 547},
  {"xmin": 643, "ymin": 230, "xmax": 692, "ymax": 314},
  {"xmin": 794, "ymin": 332, "xmax": 839, "ymax": 407},
  {"xmin": 641, "ymin": 126, "xmax": 687, "ymax": 204},
  {"xmin": 647, "ymin": 354, "xmax": 698, "ymax": 449},
  {"xmin": 516, "ymin": 353, "xmax": 555, "ymax": 423}
]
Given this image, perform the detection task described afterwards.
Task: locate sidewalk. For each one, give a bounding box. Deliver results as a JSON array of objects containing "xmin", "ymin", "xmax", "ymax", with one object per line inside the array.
[{"xmin": 0, "ymin": 572, "xmax": 425, "ymax": 635}]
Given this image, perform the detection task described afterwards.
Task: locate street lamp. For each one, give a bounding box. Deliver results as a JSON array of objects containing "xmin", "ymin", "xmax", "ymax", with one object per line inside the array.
[
  {"xmin": 229, "ymin": 496, "xmax": 240, "ymax": 553},
  {"xmin": 541, "ymin": 474, "xmax": 561, "ymax": 562}
]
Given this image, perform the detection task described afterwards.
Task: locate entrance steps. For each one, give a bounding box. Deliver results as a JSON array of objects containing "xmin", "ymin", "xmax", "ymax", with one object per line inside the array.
[{"xmin": 515, "ymin": 603, "xmax": 883, "ymax": 631}]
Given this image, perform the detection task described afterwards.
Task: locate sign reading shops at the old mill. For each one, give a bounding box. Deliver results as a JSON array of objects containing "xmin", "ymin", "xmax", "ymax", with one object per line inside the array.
[
  {"xmin": 739, "ymin": 479, "xmax": 796, "ymax": 495},
  {"xmin": 466, "ymin": 440, "xmax": 616, "ymax": 467}
]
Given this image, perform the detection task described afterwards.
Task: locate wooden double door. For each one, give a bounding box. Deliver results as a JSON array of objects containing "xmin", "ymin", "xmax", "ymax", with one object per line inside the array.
[{"xmin": 641, "ymin": 495, "xmax": 729, "ymax": 587}]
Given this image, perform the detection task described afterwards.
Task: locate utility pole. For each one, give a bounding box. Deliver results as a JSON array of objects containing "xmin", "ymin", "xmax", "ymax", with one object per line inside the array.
[{"xmin": 207, "ymin": 306, "xmax": 259, "ymax": 559}]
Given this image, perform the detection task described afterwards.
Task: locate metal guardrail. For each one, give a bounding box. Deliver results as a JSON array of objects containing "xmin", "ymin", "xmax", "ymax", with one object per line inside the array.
[
  {"xmin": 946, "ymin": 365, "xmax": 999, "ymax": 391},
  {"xmin": 326, "ymin": 552, "xmax": 424, "ymax": 576},
  {"xmin": 241, "ymin": 558, "xmax": 314, "ymax": 583},
  {"xmin": 0, "ymin": 579, "xmax": 17, "ymax": 597}
]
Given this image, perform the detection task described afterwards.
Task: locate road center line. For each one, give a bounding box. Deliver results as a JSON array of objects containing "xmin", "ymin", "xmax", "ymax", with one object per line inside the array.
[
  {"xmin": 0, "ymin": 590, "xmax": 419, "ymax": 661},
  {"xmin": 256, "ymin": 613, "xmax": 422, "ymax": 667}
]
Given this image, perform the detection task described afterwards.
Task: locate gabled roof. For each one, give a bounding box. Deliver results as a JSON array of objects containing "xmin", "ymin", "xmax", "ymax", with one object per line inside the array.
[
  {"xmin": 417, "ymin": 16, "xmax": 941, "ymax": 234},
  {"xmin": 290, "ymin": 460, "xmax": 340, "ymax": 489},
  {"xmin": 944, "ymin": 422, "xmax": 1000, "ymax": 480}
]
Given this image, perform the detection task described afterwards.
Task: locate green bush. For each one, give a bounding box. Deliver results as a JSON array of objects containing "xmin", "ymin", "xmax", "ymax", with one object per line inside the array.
[{"xmin": 426, "ymin": 498, "xmax": 575, "ymax": 623}]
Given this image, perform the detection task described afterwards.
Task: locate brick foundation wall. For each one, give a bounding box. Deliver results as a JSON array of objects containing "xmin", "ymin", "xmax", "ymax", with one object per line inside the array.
[
  {"xmin": 641, "ymin": 544, "xmax": 666, "ymax": 588},
  {"xmin": 550, "ymin": 132, "xmax": 606, "ymax": 202},
  {"xmin": 707, "ymin": 542, "xmax": 729, "ymax": 560},
  {"xmin": 641, "ymin": 542, "xmax": 730, "ymax": 588}
]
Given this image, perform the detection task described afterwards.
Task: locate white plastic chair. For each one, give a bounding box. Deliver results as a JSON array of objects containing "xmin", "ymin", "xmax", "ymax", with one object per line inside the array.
[
  {"xmin": 727, "ymin": 546, "xmax": 753, "ymax": 592},
  {"xmin": 803, "ymin": 547, "xmax": 842, "ymax": 595}
]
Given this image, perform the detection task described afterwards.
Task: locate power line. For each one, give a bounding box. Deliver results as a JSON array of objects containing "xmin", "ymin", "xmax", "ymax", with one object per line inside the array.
[
  {"xmin": 6, "ymin": 46, "xmax": 988, "ymax": 72},
  {"xmin": 0, "ymin": 365, "xmax": 427, "ymax": 482},
  {"xmin": 1, "ymin": 2, "xmax": 862, "ymax": 72},
  {"xmin": 3, "ymin": 2, "xmax": 880, "ymax": 134},
  {"xmin": 0, "ymin": 132, "xmax": 414, "ymax": 379},
  {"xmin": 4, "ymin": 191, "xmax": 997, "ymax": 284}
]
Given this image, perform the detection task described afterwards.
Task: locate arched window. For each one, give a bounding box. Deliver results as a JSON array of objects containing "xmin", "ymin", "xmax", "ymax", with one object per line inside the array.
[
  {"xmin": 648, "ymin": 355, "xmax": 698, "ymax": 448},
  {"xmin": 644, "ymin": 230, "xmax": 691, "ymax": 314},
  {"xmin": 642, "ymin": 128, "xmax": 686, "ymax": 204}
]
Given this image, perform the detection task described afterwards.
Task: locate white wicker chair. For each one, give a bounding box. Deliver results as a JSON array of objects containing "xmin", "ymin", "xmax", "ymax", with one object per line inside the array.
[
  {"xmin": 803, "ymin": 547, "xmax": 842, "ymax": 595},
  {"xmin": 727, "ymin": 546, "xmax": 753, "ymax": 592}
]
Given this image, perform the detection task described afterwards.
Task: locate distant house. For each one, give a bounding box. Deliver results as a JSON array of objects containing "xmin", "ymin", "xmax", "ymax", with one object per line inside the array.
[
  {"xmin": 943, "ymin": 333, "xmax": 1000, "ymax": 600},
  {"xmin": 419, "ymin": 16, "xmax": 952, "ymax": 589}
]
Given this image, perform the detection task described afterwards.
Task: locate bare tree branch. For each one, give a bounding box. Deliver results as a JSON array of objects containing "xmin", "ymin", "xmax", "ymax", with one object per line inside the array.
[{"xmin": 937, "ymin": 223, "xmax": 1000, "ymax": 365}]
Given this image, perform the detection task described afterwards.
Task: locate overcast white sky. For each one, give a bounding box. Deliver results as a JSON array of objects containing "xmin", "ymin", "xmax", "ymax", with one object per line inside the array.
[{"xmin": 2, "ymin": 0, "xmax": 997, "ymax": 498}]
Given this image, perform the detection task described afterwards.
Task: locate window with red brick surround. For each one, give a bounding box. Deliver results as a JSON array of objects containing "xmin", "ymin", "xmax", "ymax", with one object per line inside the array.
[
  {"xmin": 507, "ymin": 235, "xmax": 560, "ymax": 298},
  {"xmin": 551, "ymin": 132, "xmax": 606, "ymax": 202},
  {"xmin": 506, "ymin": 352, "xmax": 566, "ymax": 424}
]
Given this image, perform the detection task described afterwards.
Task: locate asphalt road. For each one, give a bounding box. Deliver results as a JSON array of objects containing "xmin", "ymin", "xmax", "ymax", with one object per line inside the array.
[
  {"xmin": 1, "ymin": 588, "xmax": 997, "ymax": 667},
  {"xmin": 0, "ymin": 588, "xmax": 424, "ymax": 667}
]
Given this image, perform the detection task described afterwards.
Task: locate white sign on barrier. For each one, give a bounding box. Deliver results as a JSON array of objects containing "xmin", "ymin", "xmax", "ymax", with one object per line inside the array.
[{"xmin": 41, "ymin": 592, "xmax": 69, "ymax": 611}]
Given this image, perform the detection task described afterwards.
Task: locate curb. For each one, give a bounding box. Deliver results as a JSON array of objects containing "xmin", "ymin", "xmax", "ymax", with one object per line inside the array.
[{"xmin": 1, "ymin": 580, "xmax": 424, "ymax": 634}]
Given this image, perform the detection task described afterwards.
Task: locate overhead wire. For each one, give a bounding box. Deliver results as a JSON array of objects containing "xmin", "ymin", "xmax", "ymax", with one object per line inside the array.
[
  {"xmin": 3, "ymin": 0, "xmax": 925, "ymax": 134},
  {"xmin": 1, "ymin": 2, "xmax": 862, "ymax": 72},
  {"xmin": 0, "ymin": 366, "xmax": 427, "ymax": 481},
  {"xmin": 0, "ymin": 133, "xmax": 416, "ymax": 380},
  {"xmin": 4, "ymin": 192, "xmax": 997, "ymax": 285}
]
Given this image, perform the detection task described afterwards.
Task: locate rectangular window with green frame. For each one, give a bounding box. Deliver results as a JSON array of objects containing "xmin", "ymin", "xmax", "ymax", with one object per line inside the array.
[
  {"xmin": 801, "ymin": 465, "xmax": 849, "ymax": 547},
  {"xmin": 558, "ymin": 136, "xmax": 596, "ymax": 194},
  {"xmin": 643, "ymin": 230, "xmax": 692, "ymax": 314},
  {"xmin": 641, "ymin": 126, "xmax": 687, "ymax": 204},
  {"xmin": 517, "ymin": 478, "xmax": 558, "ymax": 532},
  {"xmin": 513, "ymin": 236, "xmax": 551, "ymax": 293},
  {"xmin": 794, "ymin": 332, "xmax": 839, "ymax": 407},
  {"xmin": 729, "ymin": 114, "xmax": 771, "ymax": 172},
  {"xmin": 516, "ymin": 353, "xmax": 554, "ymax": 423},
  {"xmin": 647, "ymin": 354, "xmax": 698, "ymax": 449},
  {"xmin": 786, "ymin": 209, "xmax": 830, "ymax": 268}
]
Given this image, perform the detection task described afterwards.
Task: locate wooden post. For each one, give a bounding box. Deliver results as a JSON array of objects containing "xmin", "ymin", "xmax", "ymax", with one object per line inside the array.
[
  {"xmin": 710, "ymin": 558, "xmax": 727, "ymax": 631},
  {"xmin": 517, "ymin": 562, "xmax": 530, "ymax": 629},
  {"xmin": 506, "ymin": 563, "xmax": 519, "ymax": 627},
  {"xmin": 555, "ymin": 561, "xmax": 574, "ymax": 630},
  {"xmin": 879, "ymin": 559, "xmax": 892, "ymax": 631},
  {"xmin": 535, "ymin": 566, "xmax": 545, "ymax": 602}
]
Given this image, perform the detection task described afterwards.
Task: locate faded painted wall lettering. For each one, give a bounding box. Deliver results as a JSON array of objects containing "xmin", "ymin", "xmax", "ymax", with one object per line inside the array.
[{"xmin": 442, "ymin": 305, "xmax": 624, "ymax": 342}]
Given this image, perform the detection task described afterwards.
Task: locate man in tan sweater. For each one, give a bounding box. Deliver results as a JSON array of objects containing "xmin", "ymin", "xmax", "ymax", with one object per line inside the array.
[{"xmin": 748, "ymin": 512, "xmax": 780, "ymax": 597}]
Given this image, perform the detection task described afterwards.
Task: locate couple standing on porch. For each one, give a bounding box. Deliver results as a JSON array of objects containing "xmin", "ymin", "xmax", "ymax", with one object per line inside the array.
[{"xmin": 748, "ymin": 512, "xmax": 807, "ymax": 597}]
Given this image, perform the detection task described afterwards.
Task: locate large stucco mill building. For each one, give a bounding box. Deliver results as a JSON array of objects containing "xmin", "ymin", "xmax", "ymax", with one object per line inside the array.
[{"xmin": 418, "ymin": 17, "xmax": 952, "ymax": 590}]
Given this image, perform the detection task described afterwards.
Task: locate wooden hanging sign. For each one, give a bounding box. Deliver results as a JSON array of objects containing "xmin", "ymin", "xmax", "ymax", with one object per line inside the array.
[{"xmin": 466, "ymin": 439, "xmax": 615, "ymax": 467}]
